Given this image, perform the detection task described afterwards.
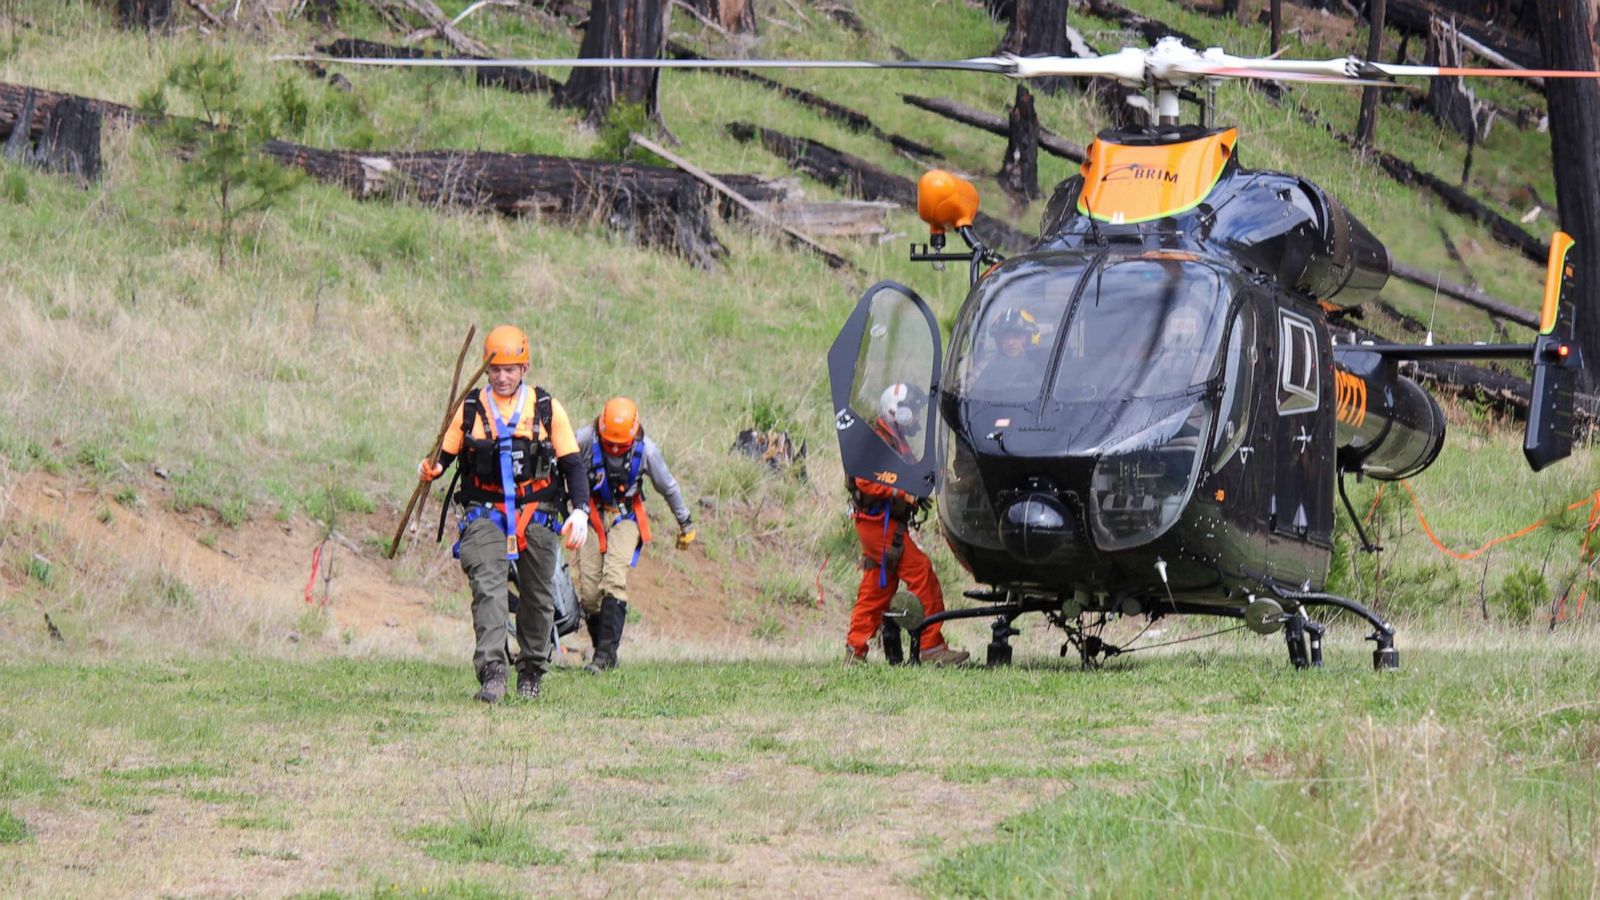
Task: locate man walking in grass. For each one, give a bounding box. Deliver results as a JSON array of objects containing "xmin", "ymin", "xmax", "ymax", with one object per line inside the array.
[
  {"xmin": 572, "ymin": 397, "xmax": 696, "ymax": 673},
  {"xmin": 418, "ymin": 325, "xmax": 591, "ymax": 703}
]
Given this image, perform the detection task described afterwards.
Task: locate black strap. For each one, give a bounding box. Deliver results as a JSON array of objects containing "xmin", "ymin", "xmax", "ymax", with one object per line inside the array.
[
  {"xmin": 533, "ymin": 385, "xmax": 552, "ymax": 437},
  {"xmin": 436, "ymin": 464, "xmax": 461, "ymax": 543}
]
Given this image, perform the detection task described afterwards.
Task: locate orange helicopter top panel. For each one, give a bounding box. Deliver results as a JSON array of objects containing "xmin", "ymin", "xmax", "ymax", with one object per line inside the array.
[{"xmin": 1076, "ymin": 129, "xmax": 1238, "ymax": 224}]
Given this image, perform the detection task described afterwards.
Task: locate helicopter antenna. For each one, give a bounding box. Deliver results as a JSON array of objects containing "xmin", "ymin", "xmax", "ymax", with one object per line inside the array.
[
  {"xmin": 1080, "ymin": 180, "xmax": 1107, "ymax": 249},
  {"xmin": 1425, "ymin": 270, "xmax": 1442, "ymax": 346}
]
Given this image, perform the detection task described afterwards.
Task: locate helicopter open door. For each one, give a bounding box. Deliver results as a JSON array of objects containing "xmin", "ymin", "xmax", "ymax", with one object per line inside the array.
[{"xmin": 828, "ymin": 281, "xmax": 943, "ymax": 499}]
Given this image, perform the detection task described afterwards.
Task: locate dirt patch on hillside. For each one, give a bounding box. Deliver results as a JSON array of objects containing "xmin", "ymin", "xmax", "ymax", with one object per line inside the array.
[{"xmin": 2, "ymin": 471, "xmax": 826, "ymax": 657}]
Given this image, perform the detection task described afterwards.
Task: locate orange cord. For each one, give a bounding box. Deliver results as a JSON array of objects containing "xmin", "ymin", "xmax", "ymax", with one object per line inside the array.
[{"xmin": 1397, "ymin": 481, "xmax": 1600, "ymax": 562}]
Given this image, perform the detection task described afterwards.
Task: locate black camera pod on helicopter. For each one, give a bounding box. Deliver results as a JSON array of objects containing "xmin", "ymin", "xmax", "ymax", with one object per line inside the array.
[{"xmin": 830, "ymin": 133, "xmax": 1583, "ymax": 673}]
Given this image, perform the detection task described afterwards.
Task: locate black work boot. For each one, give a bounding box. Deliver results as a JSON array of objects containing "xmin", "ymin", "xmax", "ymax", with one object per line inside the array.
[
  {"xmin": 601, "ymin": 597, "xmax": 628, "ymax": 671},
  {"xmin": 584, "ymin": 604, "xmax": 614, "ymax": 674},
  {"xmin": 515, "ymin": 667, "xmax": 542, "ymax": 700},
  {"xmin": 587, "ymin": 596, "xmax": 626, "ymax": 672},
  {"xmin": 474, "ymin": 662, "xmax": 507, "ymax": 704}
]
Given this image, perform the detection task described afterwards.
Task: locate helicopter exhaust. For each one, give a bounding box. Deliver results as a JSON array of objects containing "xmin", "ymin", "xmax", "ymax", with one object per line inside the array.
[{"xmin": 1331, "ymin": 355, "xmax": 1447, "ymax": 480}]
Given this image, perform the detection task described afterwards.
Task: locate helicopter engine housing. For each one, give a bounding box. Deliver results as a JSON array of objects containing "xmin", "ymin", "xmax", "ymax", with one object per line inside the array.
[{"xmin": 1332, "ymin": 352, "xmax": 1447, "ymax": 480}]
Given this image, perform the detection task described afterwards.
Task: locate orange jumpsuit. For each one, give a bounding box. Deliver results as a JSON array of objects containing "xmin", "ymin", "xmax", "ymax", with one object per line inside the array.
[{"xmin": 847, "ymin": 476, "xmax": 947, "ymax": 658}]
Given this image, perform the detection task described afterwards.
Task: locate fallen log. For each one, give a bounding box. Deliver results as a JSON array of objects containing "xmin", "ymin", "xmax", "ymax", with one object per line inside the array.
[
  {"xmin": 0, "ymin": 81, "xmax": 791, "ymax": 269},
  {"xmin": 317, "ymin": 38, "xmax": 560, "ymax": 95},
  {"xmin": 1373, "ymin": 152, "xmax": 1548, "ymax": 266},
  {"xmin": 666, "ymin": 43, "xmax": 941, "ymax": 160},
  {"xmin": 1389, "ymin": 265, "xmax": 1538, "ymax": 330},
  {"xmin": 748, "ymin": 200, "xmax": 896, "ymax": 237},
  {"xmin": 902, "ymin": 94, "xmax": 1085, "ymax": 162},
  {"xmin": 263, "ymin": 142, "xmax": 795, "ymax": 266},
  {"xmin": 1379, "ymin": 0, "xmax": 1543, "ymax": 72},
  {"xmin": 726, "ymin": 121, "xmax": 1037, "ymax": 253},
  {"xmin": 631, "ymin": 132, "xmax": 858, "ymax": 271}
]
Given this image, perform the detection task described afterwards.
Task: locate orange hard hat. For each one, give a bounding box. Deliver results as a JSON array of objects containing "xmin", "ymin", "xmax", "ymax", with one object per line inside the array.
[
  {"xmin": 483, "ymin": 325, "xmax": 530, "ymax": 366},
  {"xmin": 597, "ymin": 397, "xmax": 641, "ymax": 446}
]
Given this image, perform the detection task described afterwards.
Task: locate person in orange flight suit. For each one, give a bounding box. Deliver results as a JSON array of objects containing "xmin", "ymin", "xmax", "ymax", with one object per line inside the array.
[{"xmin": 845, "ymin": 383, "xmax": 969, "ymax": 666}]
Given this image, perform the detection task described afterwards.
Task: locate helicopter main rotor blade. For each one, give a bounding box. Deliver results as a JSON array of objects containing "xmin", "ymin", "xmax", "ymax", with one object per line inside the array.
[
  {"xmin": 1172, "ymin": 52, "xmax": 1600, "ymax": 83},
  {"xmin": 271, "ymin": 49, "xmax": 1154, "ymax": 82}
]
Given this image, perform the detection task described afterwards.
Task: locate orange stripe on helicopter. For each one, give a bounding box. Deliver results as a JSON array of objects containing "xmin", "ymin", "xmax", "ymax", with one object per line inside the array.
[
  {"xmin": 1334, "ymin": 369, "xmax": 1367, "ymax": 428},
  {"xmin": 1077, "ymin": 129, "xmax": 1238, "ymax": 224}
]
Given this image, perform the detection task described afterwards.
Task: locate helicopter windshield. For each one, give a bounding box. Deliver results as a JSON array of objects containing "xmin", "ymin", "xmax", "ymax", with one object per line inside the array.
[{"xmin": 951, "ymin": 254, "xmax": 1230, "ymax": 409}]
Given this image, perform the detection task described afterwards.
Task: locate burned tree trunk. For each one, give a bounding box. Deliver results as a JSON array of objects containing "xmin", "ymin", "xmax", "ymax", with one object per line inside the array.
[
  {"xmin": 36, "ymin": 98, "xmax": 102, "ymax": 182},
  {"xmin": 1354, "ymin": 0, "xmax": 1388, "ymax": 148},
  {"xmin": 998, "ymin": 86, "xmax": 1041, "ymax": 202},
  {"xmin": 682, "ymin": 0, "xmax": 758, "ymax": 33},
  {"xmin": 998, "ymin": 0, "xmax": 1073, "ymax": 93},
  {"xmin": 116, "ymin": 0, "xmax": 172, "ymax": 28},
  {"xmin": 1535, "ymin": 0, "xmax": 1600, "ymax": 393},
  {"xmin": 1426, "ymin": 16, "xmax": 1492, "ymax": 143},
  {"xmin": 557, "ymin": 0, "xmax": 673, "ymax": 124}
]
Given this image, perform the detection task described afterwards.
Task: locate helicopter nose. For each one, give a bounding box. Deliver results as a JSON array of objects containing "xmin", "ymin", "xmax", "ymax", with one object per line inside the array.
[{"xmin": 998, "ymin": 492, "xmax": 1083, "ymax": 562}]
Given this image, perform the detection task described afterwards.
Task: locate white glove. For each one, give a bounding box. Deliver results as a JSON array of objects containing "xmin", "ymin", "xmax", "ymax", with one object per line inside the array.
[{"xmin": 561, "ymin": 509, "xmax": 589, "ymax": 551}]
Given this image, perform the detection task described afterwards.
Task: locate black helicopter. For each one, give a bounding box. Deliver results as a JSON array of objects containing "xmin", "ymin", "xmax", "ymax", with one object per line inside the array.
[
  {"xmin": 827, "ymin": 44, "xmax": 1586, "ymax": 672},
  {"xmin": 293, "ymin": 35, "xmax": 1593, "ymax": 670}
]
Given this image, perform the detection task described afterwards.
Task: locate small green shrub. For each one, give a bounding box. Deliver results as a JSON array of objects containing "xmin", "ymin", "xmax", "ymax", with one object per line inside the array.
[
  {"xmin": 1494, "ymin": 564, "xmax": 1549, "ymax": 625},
  {"xmin": 590, "ymin": 102, "xmax": 669, "ymax": 167},
  {"xmin": 2, "ymin": 168, "xmax": 27, "ymax": 205},
  {"xmin": 0, "ymin": 808, "xmax": 29, "ymax": 844}
]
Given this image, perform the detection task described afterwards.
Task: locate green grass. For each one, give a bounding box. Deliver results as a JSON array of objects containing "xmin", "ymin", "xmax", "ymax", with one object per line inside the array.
[
  {"xmin": 0, "ymin": 808, "xmax": 29, "ymax": 844},
  {"xmin": 0, "ymin": 653, "xmax": 1595, "ymax": 894}
]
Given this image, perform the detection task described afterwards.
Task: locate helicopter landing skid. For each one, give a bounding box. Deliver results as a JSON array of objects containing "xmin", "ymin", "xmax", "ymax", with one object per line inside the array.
[
  {"xmin": 1276, "ymin": 588, "xmax": 1400, "ymax": 672},
  {"xmin": 902, "ymin": 598, "xmax": 1064, "ymax": 667}
]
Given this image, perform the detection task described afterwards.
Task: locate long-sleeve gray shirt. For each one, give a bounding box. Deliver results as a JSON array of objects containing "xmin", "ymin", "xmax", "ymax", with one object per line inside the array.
[{"xmin": 574, "ymin": 425, "xmax": 693, "ymax": 529}]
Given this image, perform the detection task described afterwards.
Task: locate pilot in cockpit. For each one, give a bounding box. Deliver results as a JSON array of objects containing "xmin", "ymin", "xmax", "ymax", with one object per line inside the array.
[{"xmin": 972, "ymin": 306, "xmax": 1043, "ymax": 394}]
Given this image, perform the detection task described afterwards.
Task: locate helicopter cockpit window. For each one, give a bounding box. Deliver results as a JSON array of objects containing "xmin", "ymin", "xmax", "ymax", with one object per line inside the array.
[
  {"xmin": 847, "ymin": 286, "xmax": 938, "ymax": 464},
  {"xmin": 952, "ymin": 264, "xmax": 1083, "ymax": 402},
  {"xmin": 1211, "ymin": 306, "xmax": 1256, "ymax": 469},
  {"xmin": 1277, "ymin": 310, "xmax": 1319, "ymax": 415},
  {"xmin": 1050, "ymin": 259, "xmax": 1229, "ymax": 404}
]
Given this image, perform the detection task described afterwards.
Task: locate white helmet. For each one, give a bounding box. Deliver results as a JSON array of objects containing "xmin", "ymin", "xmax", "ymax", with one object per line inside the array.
[{"xmin": 879, "ymin": 383, "xmax": 928, "ymax": 430}]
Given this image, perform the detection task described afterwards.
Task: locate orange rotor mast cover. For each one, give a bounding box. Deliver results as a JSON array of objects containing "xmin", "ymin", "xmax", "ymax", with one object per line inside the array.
[{"xmin": 917, "ymin": 170, "xmax": 980, "ymax": 234}]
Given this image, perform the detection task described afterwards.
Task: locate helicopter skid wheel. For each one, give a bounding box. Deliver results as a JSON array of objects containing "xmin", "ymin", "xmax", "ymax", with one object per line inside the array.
[
  {"xmin": 986, "ymin": 616, "xmax": 1019, "ymax": 667},
  {"xmin": 1283, "ymin": 616, "xmax": 1311, "ymax": 670},
  {"xmin": 1371, "ymin": 631, "xmax": 1400, "ymax": 671}
]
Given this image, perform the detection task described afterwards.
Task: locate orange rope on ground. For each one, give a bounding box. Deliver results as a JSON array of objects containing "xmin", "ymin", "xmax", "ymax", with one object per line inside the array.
[{"xmin": 1397, "ymin": 481, "xmax": 1600, "ymax": 563}]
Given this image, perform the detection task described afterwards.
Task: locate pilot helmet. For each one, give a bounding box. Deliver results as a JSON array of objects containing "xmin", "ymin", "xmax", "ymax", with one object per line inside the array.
[
  {"xmin": 879, "ymin": 382, "xmax": 928, "ymax": 430},
  {"xmin": 988, "ymin": 306, "xmax": 1039, "ymax": 341}
]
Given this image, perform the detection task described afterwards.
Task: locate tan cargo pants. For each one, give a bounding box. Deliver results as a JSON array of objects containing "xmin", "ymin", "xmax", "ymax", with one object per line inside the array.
[{"xmin": 576, "ymin": 515, "xmax": 640, "ymax": 614}]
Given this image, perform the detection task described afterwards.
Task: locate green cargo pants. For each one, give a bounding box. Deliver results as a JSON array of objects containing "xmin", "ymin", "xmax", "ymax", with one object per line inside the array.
[{"xmin": 457, "ymin": 511, "xmax": 562, "ymax": 679}]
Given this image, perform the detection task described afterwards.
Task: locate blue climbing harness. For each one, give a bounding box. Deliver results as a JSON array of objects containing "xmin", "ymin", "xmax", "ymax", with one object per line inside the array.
[{"xmin": 591, "ymin": 439, "xmax": 647, "ymax": 567}]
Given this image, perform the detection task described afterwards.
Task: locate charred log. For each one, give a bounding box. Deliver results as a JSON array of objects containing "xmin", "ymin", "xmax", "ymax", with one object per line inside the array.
[
  {"xmin": 0, "ymin": 81, "xmax": 789, "ymax": 270},
  {"xmin": 557, "ymin": 0, "xmax": 672, "ymax": 123},
  {"xmin": 901, "ymin": 94, "xmax": 1085, "ymax": 162},
  {"xmin": 998, "ymin": 85, "xmax": 1041, "ymax": 201},
  {"xmin": 36, "ymin": 98, "xmax": 102, "ymax": 183},
  {"xmin": 1379, "ymin": 0, "xmax": 1543, "ymax": 69},
  {"xmin": 667, "ymin": 42, "xmax": 941, "ymax": 160},
  {"xmin": 1374, "ymin": 152, "xmax": 1548, "ymax": 265},
  {"xmin": 117, "ymin": 0, "xmax": 172, "ymax": 29},
  {"xmin": 317, "ymin": 39, "xmax": 561, "ymax": 95},
  {"xmin": 726, "ymin": 120, "xmax": 1036, "ymax": 252}
]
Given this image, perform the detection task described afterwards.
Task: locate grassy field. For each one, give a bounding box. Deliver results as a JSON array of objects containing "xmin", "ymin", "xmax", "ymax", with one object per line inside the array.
[
  {"xmin": 2, "ymin": 640, "xmax": 1599, "ymax": 897},
  {"xmin": 2, "ymin": 0, "xmax": 1599, "ymax": 895}
]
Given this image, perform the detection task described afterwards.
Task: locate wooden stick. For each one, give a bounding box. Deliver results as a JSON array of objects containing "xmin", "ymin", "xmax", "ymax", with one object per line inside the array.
[
  {"xmin": 414, "ymin": 325, "xmax": 477, "ymax": 527},
  {"xmin": 387, "ymin": 331, "xmax": 489, "ymax": 559},
  {"xmin": 629, "ymin": 133, "xmax": 859, "ymax": 273}
]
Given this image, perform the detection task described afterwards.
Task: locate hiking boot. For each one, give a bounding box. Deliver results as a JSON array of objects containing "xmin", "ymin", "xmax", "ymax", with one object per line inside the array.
[
  {"xmin": 474, "ymin": 662, "xmax": 508, "ymax": 704},
  {"xmin": 919, "ymin": 645, "xmax": 970, "ymax": 666},
  {"xmin": 516, "ymin": 670, "xmax": 542, "ymax": 700}
]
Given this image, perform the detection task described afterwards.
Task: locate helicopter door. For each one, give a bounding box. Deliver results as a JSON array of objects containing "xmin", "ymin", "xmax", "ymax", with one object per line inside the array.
[
  {"xmin": 828, "ymin": 281, "xmax": 943, "ymax": 498},
  {"xmin": 1270, "ymin": 307, "xmax": 1336, "ymax": 548}
]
